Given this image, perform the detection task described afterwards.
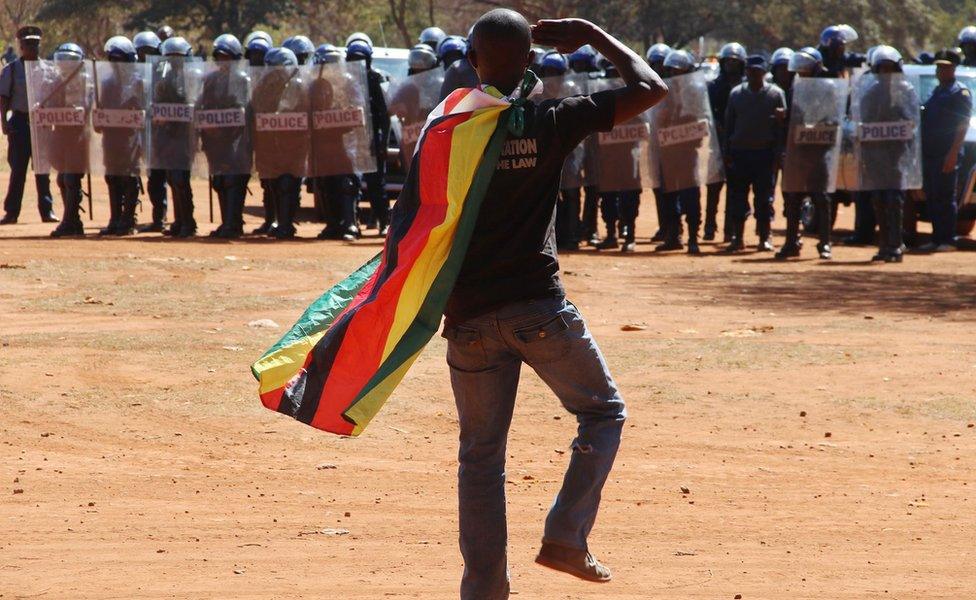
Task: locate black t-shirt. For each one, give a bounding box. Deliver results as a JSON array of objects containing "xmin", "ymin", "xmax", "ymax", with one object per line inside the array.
[{"xmin": 444, "ymin": 89, "xmax": 616, "ymax": 324}]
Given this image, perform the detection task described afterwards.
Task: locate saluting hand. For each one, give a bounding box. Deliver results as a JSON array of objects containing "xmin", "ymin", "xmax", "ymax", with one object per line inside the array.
[{"xmin": 531, "ymin": 19, "xmax": 598, "ymax": 54}]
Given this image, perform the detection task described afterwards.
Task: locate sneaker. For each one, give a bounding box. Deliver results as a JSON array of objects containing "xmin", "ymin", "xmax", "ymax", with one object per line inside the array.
[
  {"xmin": 817, "ymin": 242, "xmax": 832, "ymax": 260},
  {"xmin": 885, "ymin": 252, "xmax": 904, "ymax": 263},
  {"xmin": 757, "ymin": 239, "xmax": 775, "ymax": 252},
  {"xmin": 934, "ymin": 243, "xmax": 957, "ymax": 253},
  {"xmin": 621, "ymin": 241, "xmax": 636, "ymax": 253},
  {"xmin": 594, "ymin": 236, "xmax": 618, "ymax": 250},
  {"xmin": 775, "ymin": 244, "xmax": 801, "ymax": 260},
  {"xmin": 654, "ymin": 240, "xmax": 683, "ymax": 252},
  {"xmin": 535, "ymin": 543, "xmax": 612, "ymax": 583}
]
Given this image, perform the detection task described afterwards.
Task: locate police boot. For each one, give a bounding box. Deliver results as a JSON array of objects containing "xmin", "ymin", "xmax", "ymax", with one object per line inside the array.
[
  {"xmin": 99, "ymin": 192, "xmax": 122, "ymax": 236},
  {"xmin": 210, "ymin": 188, "xmax": 228, "ymax": 238},
  {"xmin": 273, "ymin": 194, "xmax": 297, "ymax": 240},
  {"xmin": 871, "ymin": 197, "xmax": 889, "ymax": 262},
  {"xmin": 756, "ymin": 219, "xmax": 774, "ymax": 252},
  {"xmin": 175, "ymin": 191, "xmax": 197, "ymax": 238},
  {"xmin": 138, "ymin": 203, "xmax": 166, "ymax": 233},
  {"xmin": 722, "ymin": 209, "xmax": 733, "ymax": 244},
  {"xmin": 724, "ymin": 219, "xmax": 746, "ymax": 253},
  {"xmin": 116, "ymin": 195, "xmax": 137, "ymax": 236},
  {"xmin": 815, "ymin": 197, "xmax": 832, "ymax": 260},
  {"xmin": 655, "ymin": 217, "xmax": 683, "ymax": 252},
  {"xmin": 885, "ymin": 198, "xmax": 904, "ymax": 263},
  {"xmin": 620, "ymin": 222, "xmax": 636, "ymax": 253},
  {"xmin": 50, "ymin": 187, "xmax": 84, "ymax": 238},
  {"xmin": 687, "ymin": 223, "xmax": 701, "ymax": 255},
  {"xmin": 776, "ymin": 207, "xmax": 802, "ymax": 260},
  {"xmin": 218, "ymin": 193, "xmax": 244, "ymax": 240},
  {"xmin": 595, "ymin": 218, "xmax": 618, "ymax": 250},
  {"xmin": 253, "ymin": 192, "xmax": 275, "ymax": 235}
]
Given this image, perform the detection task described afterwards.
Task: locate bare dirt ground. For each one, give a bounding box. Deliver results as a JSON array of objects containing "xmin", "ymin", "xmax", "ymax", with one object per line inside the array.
[{"xmin": 2, "ymin": 174, "xmax": 975, "ymax": 600}]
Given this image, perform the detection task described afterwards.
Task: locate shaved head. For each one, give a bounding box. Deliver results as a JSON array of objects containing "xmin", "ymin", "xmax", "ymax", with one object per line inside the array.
[{"xmin": 469, "ymin": 9, "xmax": 533, "ymax": 95}]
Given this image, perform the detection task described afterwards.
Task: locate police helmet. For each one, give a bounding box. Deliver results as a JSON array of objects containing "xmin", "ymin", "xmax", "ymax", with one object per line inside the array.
[
  {"xmin": 408, "ymin": 43, "xmax": 438, "ymax": 71},
  {"xmin": 959, "ymin": 26, "xmax": 976, "ymax": 46},
  {"xmin": 283, "ymin": 35, "xmax": 314, "ymax": 58},
  {"xmin": 663, "ymin": 49, "xmax": 695, "ymax": 72},
  {"xmin": 53, "ymin": 42, "xmax": 84, "ymax": 61},
  {"xmin": 870, "ymin": 45, "xmax": 903, "ymax": 68},
  {"xmin": 821, "ymin": 24, "xmax": 858, "ymax": 48},
  {"xmin": 568, "ymin": 44, "xmax": 597, "ymax": 70},
  {"xmin": 264, "ymin": 47, "xmax": 298, "ymax": 67},
  {"xmin": 314, "ymin": 43, "xmax": 343, "ymax": 65},
  {"xmin": 213, "ymin": 34, "xmax": 243, "ymax": 59},
  {"xmin": 157, "ymin": 25, "xmax": 174, "ymax": 42},
  {"xmin": 104, "ymin": 36, "xmax": 137, "ymax": 62},
  {"xmin": 133, "ymin": 31, "xmax": 161, "ymax": 52},
  {"xmin": 916, "ymin": 51, "xmax": 936, "ymax": 65},
  {"xmin": 346, "ymin": 40, "xmax": 373, "ymax": 61},
  {"xmin": 345, "ymin": 32, "xmax": 373, "ymax": 48},
  {"xmin": 419, "ymin": 27, "xmax": 447, "ymax": 49},
  {"xmin": 788, "ymin": 47, "xmax": 822, "ymax": 73},
  {"xmin": 540, "ymin": 51, "xmax": 568, "ymax": 74},
  {"xmin": 246, "ymin": 36, "xmax": 271, "ymax": 56},
  {"xmin": 718, "ymin": 42, "xmax": 747, "ymax": 62},
  {"xmin": 244, "ymin": 31, "xmax": 273, "ymax": 48},
  {"xmin": 597, "ymin": 53, "xmax": 613, "ymax": 71},
  {"xmin": 646, "ymin": 43, "xmax": 672, "ymax": 64},
  {"xmin": 160, "ymin": 36, "xmax": 192, "ymax": 57},
  {"xmin": 771, "ymin": 47, "xmax": 794, "ymax": 67},
  {"xmin": 437, "ymin": 35, "xmax": 466, "ymax": 60}
]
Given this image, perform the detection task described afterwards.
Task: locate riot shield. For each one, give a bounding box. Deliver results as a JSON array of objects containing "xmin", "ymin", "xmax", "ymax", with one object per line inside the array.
[
  {"xmin": 850, "ymin": 72, "xmax": 922, "ymax": 191},
  {"xmin": 539, "ymin": 73, "xmax": 591, "ymax": 190},
  {"xmin": 651, "ymin": 70, "xmax": 723, "ymax": 193},
  {"xmin": 591, "ymin": 77, "xmax": 653, "ymax": 193},
  {"xmin": 88, "ymin": 61, "xmax": 148, "ymax": 177},
  {"xmin": 388, "ymin": 68, "xmax": 443, "ymax": 173},
  {"xmin": 26, "ymin": 59, "xmax": 94, "ymax": 175},
  {"xmin": 782, "ymin": 77, "xmax": 848, "ymax": 194},
  {"xmin": 307, "ymin": 60, "xmax": 375, "ymax": 177},
  {"xmin": 195, "ymin": 60, "xmax": 252, "ymax": 175},
  {"xmin": 147, "ymin": 56, "xmax": 203, "ymax": 173},
  {"xmin": 250, "ymin": 65, "xmax": 310, "ymax": 179}
]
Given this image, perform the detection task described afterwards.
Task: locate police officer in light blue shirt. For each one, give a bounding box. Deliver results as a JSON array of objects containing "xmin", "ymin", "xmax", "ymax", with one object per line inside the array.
[
  {"xmin": 919, "ymin": 48, "xmax": 972, "ymax": 251},
  {"xmin": 0, "ymin": 25, "xmax": 55, "ymax": 224}
]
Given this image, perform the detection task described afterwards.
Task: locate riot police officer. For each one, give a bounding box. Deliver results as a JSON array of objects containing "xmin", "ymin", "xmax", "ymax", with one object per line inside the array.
[
  {"xmin": 311, "ymin": 44, "xmax": 362, "ymax": 242},
  {"xmin": 419, "ymin": 27, "xmax": 447, "ymax": 53},
  {"xmin": 200, "ymin": 34, "xmax": 251, "ymax": 239},
  {"xmin": 407, "ymin": 43, "xmax": 437, "ymax": 76},
  {"xmin": 283, "ymin": 35, "xmax": 314, "ymax": 66},
  {"xmin": 346, "ymin": 38, "xmax": 391, "ymax": 236},
  {"xmin": 646, "ymin": 43, "xmax": 671, "ymax": 243},
  {"xmin": 154, "ymin": 36, "xmax": 197, "ymax": 237},
  {"xmin": 770, "ymin": 47, "xmax": 795, "ymax": 97},
  {"xmin": 565, "ymin": 44, "xmax": 602, "ymax": 245},
  {"xmin": 655, "ymin": 49, "xmax": 704, "ymax": 254},
  {"xmin": 133, "ymin": 30, "xmax": 168, "ymax": 232},
  {"xmin": 0, "ymin": 25, "xmax": 55, "ymax": 224},
  {"xmin": 47, "ymin": 43, "xmax": 89, "ymax": 237},
  {"xmin": 958, "ymin": 27, "xmax": 976, "ymax": 67},
  {"xmin": 244, "ymin": 33, "xmax": 277, "ymax": 235},
  {"xmin": 438, "ymin": 36, "xmax": 467, "ymax": 70},
  {"xmin": 157, "ymin": 26, "xmax": 174, "ymax": 43},
  {"xmin": 97, "ymin": 36, "xmax": 142, "ymax": 236},
  {"xmin": 439, "ymin": 34, "xmax": 480, "ymax": 101},
  {"xmin": 706, "ymin": 42, "xmax": 747, "ymax": 242},
  {"xmin": 919, "ymin": 48, "xmax": 972, "ymax": 252},
  {"xmin": 819, "ymin": 24, "xmax": 860, "ymax": 78}
]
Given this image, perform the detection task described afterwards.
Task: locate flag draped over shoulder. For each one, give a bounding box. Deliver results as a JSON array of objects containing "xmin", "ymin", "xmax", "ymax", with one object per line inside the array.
[{"xmin": 251, "ymin": 72, "xmax": 539, "ymax": 437}]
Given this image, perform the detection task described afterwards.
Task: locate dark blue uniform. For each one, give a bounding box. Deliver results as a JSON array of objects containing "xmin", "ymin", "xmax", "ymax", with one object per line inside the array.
[
  {"xmin": 706, "ymin": 72, "xmax": 740, "ymax": 239},
  {"xmin": 0, "ymin": 57, "xmax": 54, "ymax": 222},
  {"xmin": 921, "ymin": 80, "xmax": 972, "ymax": 245}
]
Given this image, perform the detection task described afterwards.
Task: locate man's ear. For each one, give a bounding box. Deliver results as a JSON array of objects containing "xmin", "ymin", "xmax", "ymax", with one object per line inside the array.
[{"xmin": 468, "ymin": 48, "xmax": 478, "ymax": 69}]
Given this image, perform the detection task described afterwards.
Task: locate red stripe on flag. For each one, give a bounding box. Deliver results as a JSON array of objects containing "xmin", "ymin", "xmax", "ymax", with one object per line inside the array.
[{"xmin": 306, "ymin": 112, "xmax": 467, "ymax": 433}]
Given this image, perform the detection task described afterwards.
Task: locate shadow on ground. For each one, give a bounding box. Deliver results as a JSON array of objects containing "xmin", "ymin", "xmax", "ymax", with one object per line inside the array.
[{"xmin": 657, "ymin": 268, "xmax": 976, "ymax": 318}]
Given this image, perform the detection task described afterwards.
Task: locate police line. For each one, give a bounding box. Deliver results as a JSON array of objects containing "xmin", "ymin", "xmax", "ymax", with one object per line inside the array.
[{"xmin": 24, "ymin": 58, "xmax": 378, "ymax": 179}]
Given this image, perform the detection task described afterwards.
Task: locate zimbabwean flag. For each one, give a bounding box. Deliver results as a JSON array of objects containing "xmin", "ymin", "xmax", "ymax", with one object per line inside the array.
[{"xmin": 251, "ymin": 73, "xmax": 538, "ymax": 436}]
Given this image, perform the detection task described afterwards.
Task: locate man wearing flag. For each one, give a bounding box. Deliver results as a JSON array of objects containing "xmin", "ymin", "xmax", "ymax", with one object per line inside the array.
[{"xmin": 252, "ymin": 10, "xmax": 666, "ymax": 599}]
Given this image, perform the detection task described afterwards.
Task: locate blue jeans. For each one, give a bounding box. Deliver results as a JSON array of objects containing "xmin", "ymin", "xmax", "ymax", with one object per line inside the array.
[
  {"xmin": 923, "ymin": 156, "xmax": 958, "ymax": 245},
  {"xmin": 727, "ymin": 148, "xmax": 776, "ymax": 222},
  {"xmin": 444, "ymin": 297, "xmax": 626, "ymax": 600}
]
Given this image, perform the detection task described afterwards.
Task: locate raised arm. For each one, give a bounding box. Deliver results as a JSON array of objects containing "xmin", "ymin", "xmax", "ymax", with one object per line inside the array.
[{"xmin": 531, "ymin": 19, "xmax": 668, "ymax": 124}]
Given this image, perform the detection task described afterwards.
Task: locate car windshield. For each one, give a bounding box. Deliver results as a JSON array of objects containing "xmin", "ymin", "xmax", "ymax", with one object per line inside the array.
[
  {"xmin": 914, "ymin": 72, "xmax": 976, "ymax": 115},
  {"xmin": 373, "ymin": 56, "xmax": 409, "ymax": 81}
]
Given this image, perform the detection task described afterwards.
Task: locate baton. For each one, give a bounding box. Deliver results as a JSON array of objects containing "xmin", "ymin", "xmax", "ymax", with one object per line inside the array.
[
  {"xmin": 86, "ymin": 173, "xmax": 93, "ymax": 220},
  {"xmin": 209, "ymin": 175, "xmax": 214, "ymax": 223}
]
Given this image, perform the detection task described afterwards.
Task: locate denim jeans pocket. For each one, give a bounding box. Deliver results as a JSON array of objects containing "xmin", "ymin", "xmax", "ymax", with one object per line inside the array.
[
  {"xmin": 512, "ymin": 311, "xmax": 578, "ymax": 364},
  {"xmin": 442, "ymin": 324, "xmax": 489, "ymax": 372}
]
